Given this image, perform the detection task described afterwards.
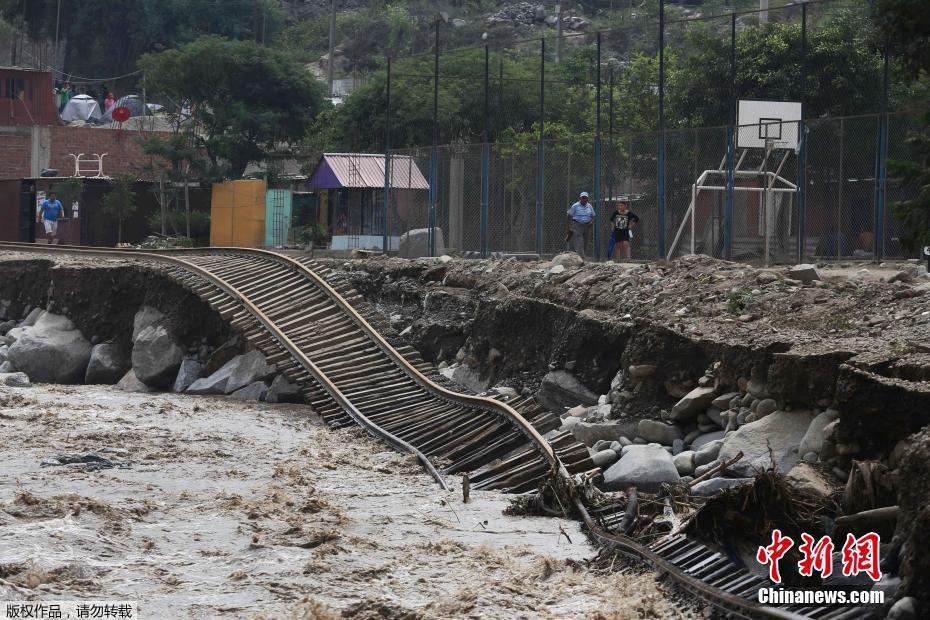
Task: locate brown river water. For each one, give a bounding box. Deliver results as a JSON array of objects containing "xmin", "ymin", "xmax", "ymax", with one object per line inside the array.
[{"xmin": 0, "ymin": 385, "xmax": 688, "ymax": 619}]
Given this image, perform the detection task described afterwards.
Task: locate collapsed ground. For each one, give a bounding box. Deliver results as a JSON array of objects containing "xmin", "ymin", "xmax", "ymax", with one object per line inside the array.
[{"xmin": 1, "ymin": 250, "xmax": 930, "ymax": 615}]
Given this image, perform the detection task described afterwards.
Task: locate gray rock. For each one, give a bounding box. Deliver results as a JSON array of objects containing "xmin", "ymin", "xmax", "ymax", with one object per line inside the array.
[
  {"xmin": 673, "ymin": 450, "xmax": 695, "ymax": 476},
  {"xmin": 694, "ymin": 439, "xmax": 724, "ymax": 467},
  {"xmin": 0, "ymin": 361, "xmax": 12, "ymax": 373},
  {"xmin": 612, "ymin": 438, "xmax": 631, "ymax": 450},
  {"xmin": 0, "ymin": 320, "xmax": 14, "ymax": 336},
  {"xmin": 705, "ymin": 407, "xmax": 724, "ymax": 427},
  {"xmin": 230, "ymin": 380, "xmax": 269, "ymax": 401},
  {"xmin": 223, "ymin": 350, "xmax": 276, "ymax": 394},
  {"xmin": 7, "ymin": 312, "xmax": 92, "ymax": 384},
  {"xmin": 21, "ymin": 307, "xmax": 45, "ymax": 327},
  {"xmin": 173, "ymin": 359, "xmax": 204, "ymax": 393},
  {"xmin": 536, "ymin": 370, "xmax": 598, "ymax": 412},
  {"xmin": 551, "ymin": 252, "xmax": 584, "ymax": 268},
  {"xmin": 450, "ymin": 364, "xmax": 489, "ymax": 393},
  {"xmin": 570, "ymin": 421, "xmax": 635, "ymax": 447},
  {"xmin": 746, "ymin": 379, "xmax": 769, "ymax": 399},
  {"xmin": 711, "ymin": 392, "xmax": 739, "ymax": 410},
  {"xmin": 593, "ymin": 440, "xmax": 613, "ymax": 452},
  {"xmin": 799, "ymin": 409, "xmax": 839, "ymax": 456},
  {"xmin": 0, "ymin": 372, "xmax": 31, "ymax": 387},
  {"xmin": 591, "ymin": 449, "xmax": 619, "ymax": 468},
  {"xmin": 755, "ymin": 398, "xmax": 778, "ymax": 418},
  {"xmin": 693, "ymin": 459, "xmax": 721, "ymax": 478},
  {"xmin": 0, "ymin": 344, "xmax": 7, "ymax": 364},
  {"xmin": 132, "ymin": 305, "xmax": 166, "ymax": 341},
  {"xmin": 132, "ymin": 324, "xmax": 184, "ymax": 388},
  {"xmin": 672, "ymin": 438, "xmax": 684, "ymax": 455},
  {"xmin": 84, "ymin": 343, "xmax": 130, "ymax": 385},
  {"xmin": 637, "ymin": 419, "xmax": 683, "ymax": 445},
  {"xmin": 628, "ymin": 364, "xmax": 657, "ymax": 379},
  {"xmin": 398, "ymin": 227, "xmax": 445, "ymax": 259},
  {"xmin": 668, "ymin": 386, "xmax": 716, "ymax": 421},
  {"xmin": 788, "ymin": 263, "xmax": 822, "ymax": 283},
  {"xmin": 601, "ymin": 444, "xmax": 680, "ymax": 492},
  {"xmin": 266, "ymin": 374, "xmax": 302, "ymax": 403},
  {"xmin": 802, "ymin": 451, "xmax": 818, "ymax": 463},
  {"xmin": 491, "ymin": 385, "xmax": 517, "ymax": 398},
  {"xmin": 718, "ymin": 409, "xmax": 816, "ymax": 477},
  {"xmin": 785, "ymin": 463, "xmax": 833, "ymax": 500},
  {"xmin": 115, "ymin": 369, "xmax": 153, "ymax": 393},
  {"xmin": 690, "ymin": 430, "xmax": 726, "ymax": 451},
  {"xmin": 886, "ymin": 597, "xmax": 917, "ymax": 620},
  {"xmin": 690, "ymin": 477, "xmax": 754, "ymax": 497}
]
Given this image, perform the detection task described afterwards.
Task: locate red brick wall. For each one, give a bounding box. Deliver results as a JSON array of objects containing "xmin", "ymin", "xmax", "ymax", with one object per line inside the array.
[
  {"xmin": 0, "ymin": 128, "xmax": 32, "ymax": 178},
  {"xmin": 49, "ymin": 126, "xmax": 173, "ymax": 179}
]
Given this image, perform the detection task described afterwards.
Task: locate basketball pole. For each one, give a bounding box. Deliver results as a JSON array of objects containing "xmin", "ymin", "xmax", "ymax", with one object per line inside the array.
[
  {"xmin": 797, "ymin": 2, "xmax": 808, "ymax": 263},
  {"xmin": 725, "ymin": 11, "xmax": 736, "ymax": 261},
  {"xmin": 657, "ymin": 0, "xmax": 666, "ymax": 258}
]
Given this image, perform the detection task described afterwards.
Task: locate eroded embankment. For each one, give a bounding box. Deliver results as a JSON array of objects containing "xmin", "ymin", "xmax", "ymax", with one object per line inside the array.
[{"xmin": 323, "ymin": 254, "xmax": 930, "ymax": 607}]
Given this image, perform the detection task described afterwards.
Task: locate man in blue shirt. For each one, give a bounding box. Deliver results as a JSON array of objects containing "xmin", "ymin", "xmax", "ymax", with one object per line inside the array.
[
  {"xmin": 37, "ymin": 192, "xmax": 65, "ymax": 243},
  {"xmin": 566, "ymin": 191, "xmax": 595, "ymax": 259}
]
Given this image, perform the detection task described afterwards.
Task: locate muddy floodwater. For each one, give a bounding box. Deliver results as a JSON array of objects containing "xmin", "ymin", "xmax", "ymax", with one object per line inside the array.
[{"xmin": 0, "ymin": 385, "xmax": 686, "ymax": 619}]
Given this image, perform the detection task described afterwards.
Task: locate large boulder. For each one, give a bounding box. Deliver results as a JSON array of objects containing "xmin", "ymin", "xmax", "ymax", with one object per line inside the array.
[
  {"xmin": 785, "ymin": 463, "xmax": 834, "ymax": 500},
  {"xmin": 788, "ymin": 264, "xmax": 822, "ymax": 283},
  {"xmin": 717, "ymin": 409, "xmax": 815, "ymax": 477},
  {"xmin": 115, "ymin": 369, "xmax": 153, "ymax": 393},
  {"xmin": 398, "ymin": 228, "xmax": 446, "ymax": 259},
  {"xmin": 84, "ymin": 343, "xmax": 130, "ymax": 385},
  {"xmin": 187, "ymin": 351, "xmax": 275, "ymax": 395},
  {"xmin": 570, "ymin": 421, "xmax": 635, "ymax": 447},
  {"xmin": 230, "ymin": 381, "xmax": 269, "ymax": 401},
  {"xmin": 690, "ymin": 477, "xmax": 754, "ymax": 497},
  {"xmin": 637, "ymin": 419, "xmax": 683, "ymax": 445},
  {"xmin": 265, "ymin": 374, "xmax": 301, "ymax": 404},
  {"xmin": 601, "ymin": 444, "xmax": 680, "ymax": 492},
  {"xmin": 7, "ymin": 312, "xmax": 92, "ymax": 384},
  {"xmin": 535, "ymin": 370, "xmax": 598, "ymax": 413},
  {"xmin": 694, "ymin": 439, "xmax": 724, "ymax": 467},
  {"xmin": 132, "ymin": 324, "xmax": 184, "ymax": 388},
  {"xmin": 798, "ymin": 409, "xmax": 839, "ymax": 456},
  {"xmin": 0, "ymin": 372, "xmax": 31, "ymax": 388},
  {"xmin": 173, "ymin": 359, "xmax": 204, "ymax": 393},
  {"xmin": 132, "ymin": 305, "xmax": 166, "ymax": 341},
  {"xmin": 668, "ymin": 386, "xmax": 716, "ymax": 421}
]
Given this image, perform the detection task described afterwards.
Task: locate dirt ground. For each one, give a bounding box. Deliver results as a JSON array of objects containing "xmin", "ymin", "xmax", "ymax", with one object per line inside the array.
[{"xmin": 0, "ymin": 384, "xmax": 688, "ymax": 619}]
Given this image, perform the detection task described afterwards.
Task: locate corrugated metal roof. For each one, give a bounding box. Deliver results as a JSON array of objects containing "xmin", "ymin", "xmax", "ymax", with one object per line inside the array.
[{"xmin": 317, "ymin": 153, "xmax": 429, "ymax": 190}]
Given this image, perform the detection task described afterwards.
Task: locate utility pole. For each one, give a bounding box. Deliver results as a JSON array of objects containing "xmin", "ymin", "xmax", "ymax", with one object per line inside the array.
[
  {"xmin": 760, "ymin": 0, "xmax": 769, "ymax": 24},
  {"xmin": 328, "ymin": 0, "xmax": 337, "ymax": 98},
  {"xmin": 54, "ymin": 0, "xmax": 62, "ymax": 72},
  {"xmin": 555, "ymin": 4, "xmax": 563, "ymax": 63}
]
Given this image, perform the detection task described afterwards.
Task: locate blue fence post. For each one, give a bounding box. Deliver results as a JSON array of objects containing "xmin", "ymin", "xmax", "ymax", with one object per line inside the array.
[
  {"xmin": 536, "ymin": 38, "xmax": 545, "ymax": 256},
  {"xmin": 594, "ymin": 32, "xmax": 602, "ymax": 261},
  {"xmin": 725, "ymin": 126, "xmax": 735, "ymax": 260},
  {"xmin": 382, "ymin": 56, "xmax": 391, "ymax": 254},
  {"xmin": 797, "ymin": 122, "xmax": 807, "ymax": 262},
  {"xmin": 481, "ymin": 45, "xmax": 490, "ymax": 258},
  {"xmin": 875, "ymin": 48, "xmax": 889, "ymax": 260},
  {"xmin": 657, "ymin": 0, "xmax": 666, "ymax": 258},
  {"xmin": 429, "ymin": 20, "xmax": 440, "ymax": 257}
]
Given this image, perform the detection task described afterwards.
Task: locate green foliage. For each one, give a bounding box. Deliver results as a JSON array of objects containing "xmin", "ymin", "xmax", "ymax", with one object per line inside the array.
[
  {"xmin": 53, "ymin": 178, "xmax": 84, "ymax": 208},
  {"xmin": 145, "ymin": 209, "xmax": 210, "ymax": 239},
  {"xmin": 0, "ymin": 0, "xmax": 284, "ymax": 80},
  {"xmin": 139, "ymin": 36, "xmax": 327, "ymax": 177},
  {"xmin": 100, "ymin": 173, "xmax": 138, "ymax": 244},
  {"xmin": 298, "ymin": 223, "xmax": 330, "ymax": 247},
  {"xmin": 727, "ymin": 288, "xmax": 754, "ymax": 315},
  {"xmin": 874, "ymin": 0, "xmax": 930, "ymax": 79},
  {"xmin": 889, "ymin": 112, "xmax": 930, "ymax": 252}
]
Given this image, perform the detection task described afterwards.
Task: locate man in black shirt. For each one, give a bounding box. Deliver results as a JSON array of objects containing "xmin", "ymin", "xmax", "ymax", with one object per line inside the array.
[{"xmin": 609, "ymin": 199, "xmax": 639, "ymax": 261}]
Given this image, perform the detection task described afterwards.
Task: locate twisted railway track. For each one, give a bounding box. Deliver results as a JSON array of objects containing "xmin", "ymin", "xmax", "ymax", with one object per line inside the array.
[{"xmin": 0, "ymin": 243, "xmax": 868, "ymax": 620}]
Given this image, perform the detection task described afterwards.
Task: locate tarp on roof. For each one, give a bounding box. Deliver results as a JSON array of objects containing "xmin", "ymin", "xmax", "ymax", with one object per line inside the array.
[
  {"xmin": 100, "ymin": 94, "xmax": 153, "ymax": 123},
  {"xmin": 308, "ymin": 153, "xmax": 429, "ymax": 190},
  {"xmin": 61, "ymin": 94, "xmax": 101, "ymax": 122}
]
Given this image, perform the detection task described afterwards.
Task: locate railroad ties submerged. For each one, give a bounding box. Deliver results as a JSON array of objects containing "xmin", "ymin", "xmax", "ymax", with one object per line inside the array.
[{"xmin": 0, "ymin": 243, "xmax": 870, "ymax": 620}]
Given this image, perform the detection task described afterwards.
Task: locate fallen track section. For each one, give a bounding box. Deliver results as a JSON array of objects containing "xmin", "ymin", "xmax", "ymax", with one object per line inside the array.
[{"xmin": 0, "ymin": 243, "xmax": 864, "ymax": 620}]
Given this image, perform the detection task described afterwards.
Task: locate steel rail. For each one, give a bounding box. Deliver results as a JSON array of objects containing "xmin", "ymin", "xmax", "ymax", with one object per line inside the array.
[
  {"xmin": 0, "ymin": 242, "xmax": 814, "ymax": 619},
  {"xmin": 0, "ymin": 242, "xmax": 447, "ymax": 489}
]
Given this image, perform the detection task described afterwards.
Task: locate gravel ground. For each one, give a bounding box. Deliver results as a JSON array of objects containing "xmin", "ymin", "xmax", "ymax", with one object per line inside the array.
[{"xmin": 0, "ymin": 384, "xmax": 688, "ymax": 619}]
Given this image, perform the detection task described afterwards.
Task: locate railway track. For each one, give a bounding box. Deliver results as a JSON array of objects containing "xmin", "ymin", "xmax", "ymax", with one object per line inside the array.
[{"xmin": 0, "ymin": 243, "xmax": 871, "ymax": 620}]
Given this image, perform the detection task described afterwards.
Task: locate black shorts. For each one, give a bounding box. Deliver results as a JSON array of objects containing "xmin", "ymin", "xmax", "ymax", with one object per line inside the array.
[{"xmin": 612, "ymin": 229, "xmax": 631, "ymax": 242}]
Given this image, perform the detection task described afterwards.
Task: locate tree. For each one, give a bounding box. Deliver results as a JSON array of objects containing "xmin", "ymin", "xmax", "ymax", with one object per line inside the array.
[
  {"xmin": 874, "ymin": 0, "xmax": 930, "ymax": 253},
  {"xmin": 139, "ymin": 36, "xmax": 327, "ymax": 178},
  {"xmin": 100, "ymin": 173, "xmax": 137, "ymax": 244}
]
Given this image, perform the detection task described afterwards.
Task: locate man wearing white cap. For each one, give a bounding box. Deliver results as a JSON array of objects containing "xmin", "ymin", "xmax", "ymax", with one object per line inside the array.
[{"xmin": 566, "ymin": 191, "xmax": 595, "ymax": 259}]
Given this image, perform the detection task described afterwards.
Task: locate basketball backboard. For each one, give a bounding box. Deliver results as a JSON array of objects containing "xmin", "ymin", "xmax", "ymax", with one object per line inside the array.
[{"xmin": 737, "ymin": 100, "xmax": 802, "ymax": 150}]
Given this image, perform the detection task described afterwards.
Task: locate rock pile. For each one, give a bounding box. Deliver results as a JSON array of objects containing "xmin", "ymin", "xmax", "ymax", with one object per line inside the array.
[
  {"xmin": 0, "ymin": 301, "xmax": 300, "ymax": 403},
  {"xmin": 544, "ymin": 360, "xmax": 845, "ymax": 499}
]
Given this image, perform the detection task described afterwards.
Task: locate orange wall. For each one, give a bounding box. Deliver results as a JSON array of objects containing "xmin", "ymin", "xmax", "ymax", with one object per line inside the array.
[{"xmin": 210, "ymin": 180, "xmax": 267, "ymax": 247}]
